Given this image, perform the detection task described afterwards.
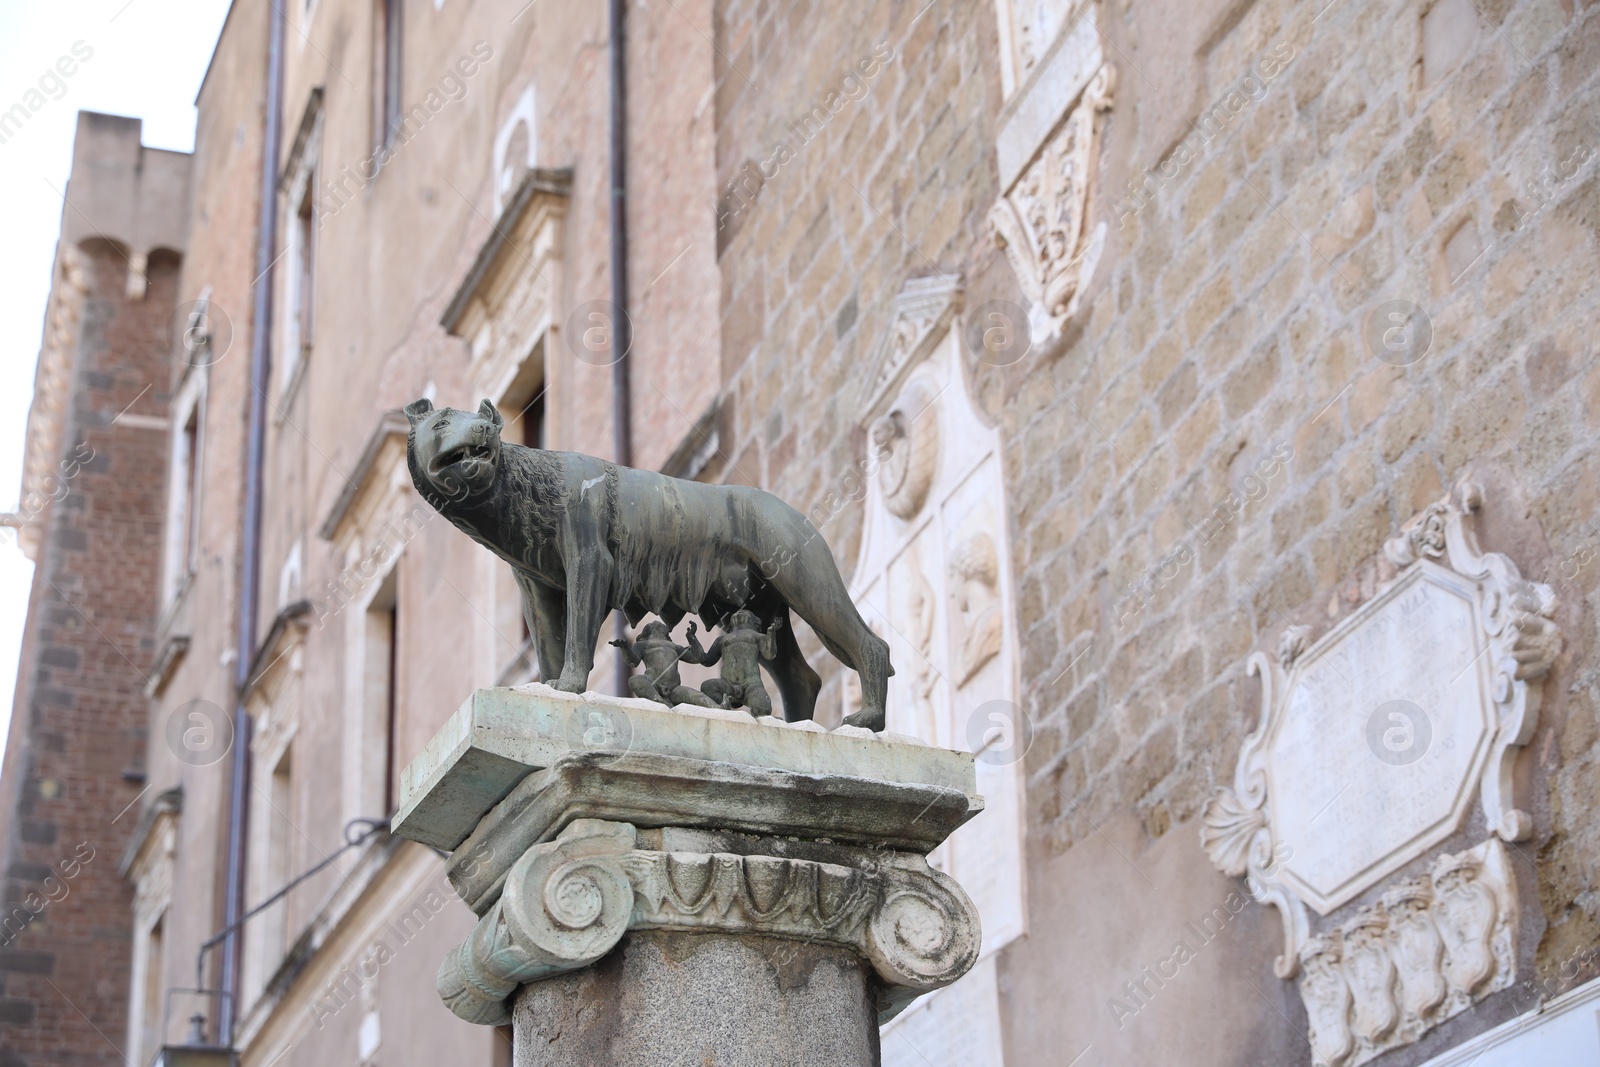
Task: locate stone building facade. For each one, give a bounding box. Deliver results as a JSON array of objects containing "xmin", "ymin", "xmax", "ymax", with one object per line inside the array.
[{"xmin": 6, "ymin": 0, "xmax": 1599, "ymax": 1064}]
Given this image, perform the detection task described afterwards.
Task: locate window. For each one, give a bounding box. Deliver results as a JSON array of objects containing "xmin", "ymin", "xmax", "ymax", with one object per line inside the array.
[
  {"xmin": 378, "ymin": 0, "xmax": 404, "ymax": 150},
  {"xmin": 513, "ymin": 389, "xmax": 545, "ymax": 450},
  {"xmin": 264, "ymin": 747, "xmax": 294, "ymax": 961},
  {"xmin": 364, "ymin": 570, "xmax": 400, "ymax": 816},
  {"xmin": 494, "ymin": 354, "xmax": 545, "ymax": 678},
  {"xmin": 124, "ymin": 795, "xmax": 179, "ymax": 1064},
  {"xmin": 137, "ymin": 911, "xmax": 166, "ymax": 1066},
  {"xmin": 281, "ymin": 179, "xmax": 316, "ymax": 395},
  {"xmin": 296, "ymin": 185, "xmax": 315, "ymax": 352},
  {"xmin": 491, "ymin": 87, "xmax": 537, "ymax": 216},
  {"xmin": 179, "ymin": 409, "xmax": 199, "ymax": 570},
  {"xmin": 281, "ymin": 97, "xmax": 321, "ymax": 395},
  {"xmin": 163, "ymin": 375, "xmax": 205, "ymax": 605}
]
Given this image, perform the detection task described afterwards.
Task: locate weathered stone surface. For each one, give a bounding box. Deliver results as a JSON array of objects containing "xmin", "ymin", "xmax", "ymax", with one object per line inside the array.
[
  {"xmin": 511, "ymin": 931, "xmax": 880, "ymax": 1067},
  {"xmin": 399, "ymin": 685, "xmax": 986, "ymax": 1056},
  {"xmin": 394, "ymin": 684, "xmax": 978, "ymax": 852},
  {"xmin": 437, "ymin": 817, "xmax": 980, "ymax": 1028},
  {"xmin": 445, "ymin": 753, "xmax": 977, "ymax": 910}
]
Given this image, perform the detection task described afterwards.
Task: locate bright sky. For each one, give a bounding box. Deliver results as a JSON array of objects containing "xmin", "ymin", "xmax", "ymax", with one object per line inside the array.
[{"xmin": 0, "ymin": 1, "xmax": 232, "ymax": 765}]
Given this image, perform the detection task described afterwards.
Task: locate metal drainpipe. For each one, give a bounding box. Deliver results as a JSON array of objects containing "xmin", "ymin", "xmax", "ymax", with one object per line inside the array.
[
  {"xmin": 609, "ymin": 0, "xmax": 632, "ymax": 695},
  {"xmin": 219, "ymin": 0, "xmax": 286, "ymax": 1043}
]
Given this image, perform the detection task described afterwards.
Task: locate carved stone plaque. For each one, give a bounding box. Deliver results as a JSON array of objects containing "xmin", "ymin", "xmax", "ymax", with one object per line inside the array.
[
  {"xmin": 1270, "ymin": 561, "xmax": 1493, "ymax": 915},
  {"xmin": 1202, "ymin": 482, "xmax": 1562, "ymax": 1065}
]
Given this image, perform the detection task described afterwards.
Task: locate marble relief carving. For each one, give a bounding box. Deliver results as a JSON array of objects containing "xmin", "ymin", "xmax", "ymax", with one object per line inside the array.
[
  {"xmin": 871, "ymin": 378, "xmax": 941, "ymax": 521},
  {"xmin": 900, "ymin": 543, "xmax": 941, "ymax": 744},
  {"xmin": 993, "ymin": 0, "xmax": 1089, "ymax": 98},
  {"xmin": 1295, "ymin": 841, "xmax": 1517, "ymax": 1067},
  {"xmin": 1202, "ymin": 483, "xmax": 1556, "ymax": 1065},
  {"xmin": 948, "ymin": 533, "xmax": 1003, "ymax": 686},
  {"xmin": 990, "ymin": 64, "xmax": 1114, "ymax": 333},
  {"xmin": 859, "ymin": 275, "xmax": 963, "ymax": 421},
  {"xmin": 436, "ymin": 818, "xmax": 981, "ymax": 1028},
  {"xmin": 853, "ymin": 276, "xmax": 1024, "ymax": 1067}
]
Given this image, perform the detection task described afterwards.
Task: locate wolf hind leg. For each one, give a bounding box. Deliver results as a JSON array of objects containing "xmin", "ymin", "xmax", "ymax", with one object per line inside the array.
[{"xmin": 760, "ymin": 609, "xmax": 821, "ymax": 722}]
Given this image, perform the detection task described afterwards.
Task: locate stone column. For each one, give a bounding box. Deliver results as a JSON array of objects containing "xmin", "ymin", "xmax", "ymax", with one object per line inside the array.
[{"xmin": 394, "ymin": 686, "xmax": 986, "ymax": 1067}]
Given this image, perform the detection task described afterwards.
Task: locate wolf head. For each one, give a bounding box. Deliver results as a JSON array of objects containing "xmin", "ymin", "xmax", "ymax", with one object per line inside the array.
[{"xmin": 404, "ymin": 397, "xmax": 504, "ymax": 503}]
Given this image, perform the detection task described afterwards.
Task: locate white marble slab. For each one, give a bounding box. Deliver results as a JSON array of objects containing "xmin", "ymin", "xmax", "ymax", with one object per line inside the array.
[
  {"xmin": 1268, "ymin": 563, "xmax": 1494, "ymax": 913},
  {"xmin": 394, "ymin": 683, "xmax": 979, "ymax": 850}
]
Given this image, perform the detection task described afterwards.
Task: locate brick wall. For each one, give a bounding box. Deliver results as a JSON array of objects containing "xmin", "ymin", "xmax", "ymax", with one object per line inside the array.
[{"xmin": 0, "ymin": 244, "xmax": 175, "ymax": 1066}]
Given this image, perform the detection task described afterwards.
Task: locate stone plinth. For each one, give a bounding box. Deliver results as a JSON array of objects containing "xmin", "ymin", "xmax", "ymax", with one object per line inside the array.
[{"xmin": 393, "ymin": 684, "xmax": 986, "ymax": 1066}]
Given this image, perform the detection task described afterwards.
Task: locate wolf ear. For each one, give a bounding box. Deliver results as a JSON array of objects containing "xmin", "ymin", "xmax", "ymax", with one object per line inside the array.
[
  {"xmin": 403, "ymin": 398, "xmax": 434, "ymax": 426},
  {"xmin": 478, "ymin": 398, "xmax": 504, "ymax": 429}
]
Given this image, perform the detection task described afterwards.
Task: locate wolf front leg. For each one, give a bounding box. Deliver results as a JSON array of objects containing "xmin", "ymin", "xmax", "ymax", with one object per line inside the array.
[
  {"xmin": 517, "ymin": 571, "xmax": 568, "ymax": 683},
  {"xmin": 553, "ymin": 549, "xmax": 614, "ymax": 693}
]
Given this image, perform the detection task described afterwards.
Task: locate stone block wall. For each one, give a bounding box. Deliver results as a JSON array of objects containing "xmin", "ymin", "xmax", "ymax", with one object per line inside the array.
[
  {"xmin": 711, "ymin": 0, "xmax": 1005, "ymax": 715},
  {"xmin": 707, "ymin": 0, "xmax": 1600, "ymax": 1058},
  {"xmin": 1011, "ymin": 0, "xmax": 1599, "ymax": 965}
]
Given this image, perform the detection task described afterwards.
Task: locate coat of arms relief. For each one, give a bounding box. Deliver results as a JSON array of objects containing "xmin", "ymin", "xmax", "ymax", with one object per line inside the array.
[
  {"xmin": 989, "ymin": 0, "xmax": 1113, "ymax": 341},
  {"xmin": 1201, "ymin": 483, "xmax": 1562, "ymax": 1067}
]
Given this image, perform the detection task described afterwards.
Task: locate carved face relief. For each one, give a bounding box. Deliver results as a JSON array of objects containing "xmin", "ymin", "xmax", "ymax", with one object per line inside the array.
[
  {"xmin": 871, "ymin": 380, "xmax": 939, "ymax": 521},
  {"xmin": 948, "ymin": 532, "xmax": 1003, "ymax": 686},
  {"xmin": 405, "ymin": 398, "xmax": 505, "ymax": 502}
]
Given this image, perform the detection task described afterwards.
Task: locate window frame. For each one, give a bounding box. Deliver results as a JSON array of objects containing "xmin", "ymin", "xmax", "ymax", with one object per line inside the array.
[{"xmin": 161, "ymin": 368, "xmax": 207, "ymax": 608}]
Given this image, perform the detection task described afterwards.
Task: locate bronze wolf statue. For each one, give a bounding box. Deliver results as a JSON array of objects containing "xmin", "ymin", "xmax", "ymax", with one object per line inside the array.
[{"xmin": 404, "ymin": 398, "xmax": 893, "ymax": 730}]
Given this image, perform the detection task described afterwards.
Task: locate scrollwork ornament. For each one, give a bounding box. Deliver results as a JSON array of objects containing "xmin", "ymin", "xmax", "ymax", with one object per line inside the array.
[
  {"xmin": 864, "ymin": 865, "xmax": 981, "ymax": 990},
  {"xmin": 1381, "ymin": 481, "xmax": 1561, "ymax": 841},
  {"xmin": 1278, "ymin": 624, "xmax": 1313, "ymax": 668},
  {"xmin": 1300, "ymin": 933, "xmax": 1355, "ymax": 1067},
  {"xmin": 1205, "ymin": 485, "xmax": 1548, "ymax": 1067},
  {"xmin": 438, "ymin": 819, "xmax": 636, "ymax": 1026},
  {"xmin": 1288, "ymin": 841, "xmax": 1517, "ymax": 1067},
  {"xmin": 437, "ymin": 823, "xmax": 984, "ymax": 1027}
]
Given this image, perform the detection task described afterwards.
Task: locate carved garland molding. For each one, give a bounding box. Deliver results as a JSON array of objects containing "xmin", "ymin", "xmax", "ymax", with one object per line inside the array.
[{"xmin": 438, "ymin": 819, "xmax": 981, "ymax": 1027}]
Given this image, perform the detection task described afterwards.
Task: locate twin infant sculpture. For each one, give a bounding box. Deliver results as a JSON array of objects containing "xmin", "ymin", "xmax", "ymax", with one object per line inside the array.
[
  {"xmin": 404, "ymin": 398, "xmax": 894, "ymax": 730},
  {"xmin": 611, "ymin": 614, "xmax": 781, "ymax": 714}
]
